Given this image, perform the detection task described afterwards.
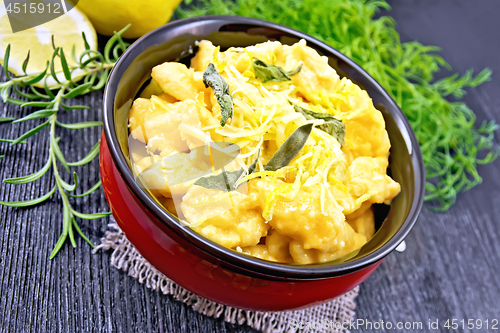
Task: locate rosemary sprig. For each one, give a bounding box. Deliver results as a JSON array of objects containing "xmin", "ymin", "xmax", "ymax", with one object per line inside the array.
[
  {"xmin": 0, "ymin": 25, "xmax": 131, "ymax": 258},
  {"xmin": 177, "ymin": 0, "xmax": 498, "ymax": 211}
]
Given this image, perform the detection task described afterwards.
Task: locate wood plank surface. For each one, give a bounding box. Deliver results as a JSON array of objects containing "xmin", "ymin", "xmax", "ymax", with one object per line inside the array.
[{"xmin": 1, "ymin": 1, "xmax": 499, "ymax": 332}]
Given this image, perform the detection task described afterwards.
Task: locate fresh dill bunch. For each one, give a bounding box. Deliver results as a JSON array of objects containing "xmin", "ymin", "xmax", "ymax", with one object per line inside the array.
[
  {"xmin": 0, "ymin": 25, "xmax": 131, "ymax": 258},
  {"xmin": 177, "ymin": 0, "xmax": 498, "ymax": 211}
]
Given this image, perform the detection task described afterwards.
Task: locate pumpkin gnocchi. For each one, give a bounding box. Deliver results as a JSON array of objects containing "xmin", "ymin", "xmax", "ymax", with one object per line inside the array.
[{"xmin": 128, "ymin": 39, "xmax": 400, "ymax": 264}]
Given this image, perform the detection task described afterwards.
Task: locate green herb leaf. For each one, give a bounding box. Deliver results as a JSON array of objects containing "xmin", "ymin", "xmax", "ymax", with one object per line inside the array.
[
  {"xmin": 60, "ymin": 102, "xmax": 89, "ymax": 110},
  {"xmin": 56, "ymin": 120, "xmax": 103, "ymax": 129},
  {"xmin": 72, "ymin": 217, "xmax": 94, "ymax": 248},
  {"xmin": 14, "ymin": 85, "xmax": 41, "ymax": 100},
  {"xmin": 67, "ymin": 141, "xmax": 100, "ymax": 166},
  {"xmin": 20, "ymin": 101, "xmax": 52, "ymax": 108},
  {"xmin": 66, "ymin": 180, "xmax": 102, "ymax": 198},
  {"xmin": 0, "ymin": 185, "xmax": 56, "ymax": 207},
  {"xmin": 0, "ymin": 86, "xmax": 10, "ymax": 102},
  {"xmin": 247, "ymin": 150, "xmax": 260, "ymax": 174},
  {"xmin": 195, "ymin": 122, "xmax": 312, "ymax": 190},
  {"xmin": 3, "ymin": 156, "xmax": 51, "ymax": 184},
  {"xmin": 63, "ymin": 82, "xmax": 93, "ymax": 99},
  {"xmin": 293, "ymin": 104, "xmax": 345, "ymax": 147},
  {"xmin": 22, "ymin": 51, "xmax": 30, "ymax": 75},
  {"xmin": 43, "ymin": 79, "xmax": 56, "ymax": 99},
  {"xmin": 252, "ymin": 58, "xmax": 302, "ymax": 83},
  {"xmin": 80, "ymin": 53, "xmax": 103, "ymax": 68},
  {"xmin": 59, "ymin": 172, "xmax": 79, "ymax": 192},
  {"xmin": 195, "ymin": 151, "xmax": 260, "ymax": 191},
  {"xmin": 13, "ymin": 110, "xmax": 57, "ymax": 123},
  {"xmin": 91, "ymin": 68, "xmax": 110, "ymax": 90},
  {"xmin": 3, "ymin": 44, "xmax": 11, "ymax": 79},
  {"xmin": 4, "ymin": 97, "xmax": 25, "ymax": 106},
  {"xmin": 59, "ymin": 48, "xmax": 72, "ymax": 81},
  {"xmin": 265, "ymin": 123, "xmax": 313, "ymax": 171},
  {"xmin": 82, "ymin": 32, "xmax": 91, "ymax": 51},
  {"xmin": 0, "ymin": 138, "xmax": 26, "ymax": 144},
  {"xmin": 28, "ymin": 86, "xmax": 50, "ymax": 99},
  {"xmin": 103, "ymin": 24, "xmax": 131, "ymax": 63},
  {"xmin": 71, "ymin": 209, "xmax": 112, "ymax": 220},
  {"xmin": 194, "ymin": 168, "xmax": 245, "ymax": 192},
  {"xmin": 57, "ymin": 198, "xmax": 73, "ymax": 248},
  {"xmin": 11, "ymin": 120, "xmax": 50, "ymax": 144},
  {"xmin": 23, "ymin": 61, "xmax": 49, "ymax": 86},
  {"xmin": 0, "ymin": 27, "xmax": 130, "ymax": 259},
  {"xmin": 0, "ymin": 117, "xmax": 13, "ymax": 123},
  {"xmin": 51, "ymin": 136, "xmax": 70, "ymax": 173},
  {"xmin": 203, "ymin": 63, "xmax": 233, "ymax": 127},
  {"xmin": 49, "ymin": 47, "xmax": 61, "ymax": 84},
  {"xmin": 49, "ymin": 227, "xmax": 68, "ymax": 259}
]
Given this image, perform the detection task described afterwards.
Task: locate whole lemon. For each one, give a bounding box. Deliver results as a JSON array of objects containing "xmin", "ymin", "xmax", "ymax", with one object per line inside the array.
[{"xmin": 76, "ymin": 0, "xmax": 183, "ymax": 38}]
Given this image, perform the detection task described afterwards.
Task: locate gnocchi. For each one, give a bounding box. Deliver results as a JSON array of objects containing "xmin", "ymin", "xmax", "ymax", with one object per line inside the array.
[{"xmin": 128, "ymin": 39, "xmax": 401, "ymax": 264}]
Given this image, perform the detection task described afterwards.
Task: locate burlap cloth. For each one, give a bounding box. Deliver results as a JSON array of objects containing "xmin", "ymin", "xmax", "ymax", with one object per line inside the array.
[{"xmin": 94, "ymin": 222, "xmax": 359, "ymax": 333}]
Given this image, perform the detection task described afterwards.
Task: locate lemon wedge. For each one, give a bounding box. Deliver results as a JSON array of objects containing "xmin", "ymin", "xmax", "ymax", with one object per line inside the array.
[{"xmin": 0, "ymin": 0, "xmax": 97, "ymax": 87}]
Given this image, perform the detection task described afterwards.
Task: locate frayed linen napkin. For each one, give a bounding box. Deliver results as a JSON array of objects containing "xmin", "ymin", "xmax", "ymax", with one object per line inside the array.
[{"xmin": 95, "ymin": 223, "xmax": 359, "ymax": 333}]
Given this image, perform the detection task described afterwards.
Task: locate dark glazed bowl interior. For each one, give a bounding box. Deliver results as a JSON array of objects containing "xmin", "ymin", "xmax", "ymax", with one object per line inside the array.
[{"xmin": 103, "ymin": 16, "xmax": 425, "ymax": 279}]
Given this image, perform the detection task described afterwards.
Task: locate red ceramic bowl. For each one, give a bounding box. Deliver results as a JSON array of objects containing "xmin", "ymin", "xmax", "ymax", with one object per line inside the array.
[{"xmin": 100, "ymin": 16, "xmax": 425, "ymax": 311}]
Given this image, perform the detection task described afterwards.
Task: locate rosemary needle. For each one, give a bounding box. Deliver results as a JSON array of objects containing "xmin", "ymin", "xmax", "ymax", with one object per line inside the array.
[{"xmin": 0, "ymin": 25, "xmax": 132, "ymax": 258}]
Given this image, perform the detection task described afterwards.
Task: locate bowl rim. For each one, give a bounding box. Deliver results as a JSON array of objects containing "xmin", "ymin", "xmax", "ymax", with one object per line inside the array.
[{"xmin": 103, "ymin": 15, "xmax": 426, "ymax": 279}]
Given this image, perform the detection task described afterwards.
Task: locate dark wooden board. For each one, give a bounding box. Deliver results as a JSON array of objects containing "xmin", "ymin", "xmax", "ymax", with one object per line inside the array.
[{"xmin": 1, "ymin": 1, "xmax": 499, "ymax": 332}]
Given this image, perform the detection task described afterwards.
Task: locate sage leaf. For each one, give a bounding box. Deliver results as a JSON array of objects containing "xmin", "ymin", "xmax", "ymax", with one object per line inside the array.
[
  {"xmin": 252, "ymin": 58, "xmax": 303, "ymax": 83},
  {"xmin": 203, "ymin": 63, "xmax": 233, "ymax": 127},
  {"xmin": 293, "ymin": 104, "xmax": 346, "ymax": 147},
  {"xmin": 195, "ymin": 151, "xmax": 260, "ymax": 192},
  {"xmin": 194, "ymin": 168, "xmax": 245, "ymax": 192},
  {"xmin": 247, "ymin": 150, "xmax": 260, "ymax": 174},
  {"xmin": 265, "ymin": 123, "xmax": 313, "ymax": 171}
]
